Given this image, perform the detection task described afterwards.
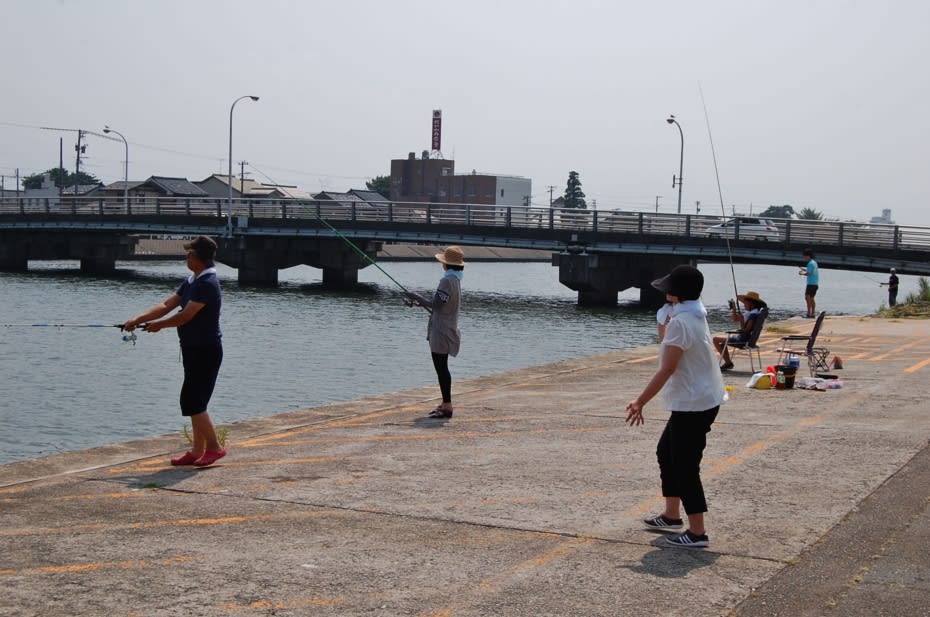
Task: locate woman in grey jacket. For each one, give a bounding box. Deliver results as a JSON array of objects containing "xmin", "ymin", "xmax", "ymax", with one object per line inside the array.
[{"xmin": 406, "ymin": 246, "xmax": 465, "ymax": 418}]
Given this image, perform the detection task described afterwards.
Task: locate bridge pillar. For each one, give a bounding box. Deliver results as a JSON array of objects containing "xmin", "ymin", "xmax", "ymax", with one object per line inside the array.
[
  {"xmin": 80, "ymin": 255, "xmax": 117, "ymax": 274},
  {"xmin": 237, "ymin": 256, "xmax": 280, "ymax": 286},
  {"xmin": 0, "ymin": 236, "xmax": 28, "ymax": 271},
  {"xmin": 217, "ymin": 236, "xmax": 380, "ymax": 288},
  {"xmin": 322, "ymin": 267, "xmax": 358, "ymax": 287},
  {"xmin": 554, "ymin": 252, "xmax": 688, "ymax": 308}
]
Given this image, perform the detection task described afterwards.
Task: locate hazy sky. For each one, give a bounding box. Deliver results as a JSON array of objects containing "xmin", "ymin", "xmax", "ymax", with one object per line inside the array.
[{"xmin": 3, "ymin": 0, "xmax": 928, "ymax": 224}]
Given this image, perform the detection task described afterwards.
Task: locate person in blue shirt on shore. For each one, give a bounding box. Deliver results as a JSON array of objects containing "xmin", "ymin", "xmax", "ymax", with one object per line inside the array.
[
  {"xmin": 799, "ymin": 248, "xmax": 819, "ymax": 318},
  {"xmin": 123, "ymin": 235, "xmax": 227, "ymax": 467}
]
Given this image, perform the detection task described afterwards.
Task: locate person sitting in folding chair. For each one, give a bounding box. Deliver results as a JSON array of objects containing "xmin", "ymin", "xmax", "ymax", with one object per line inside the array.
[{"xmin": 714, "ymin": 291, "xmax": 767, "ymax": 371}]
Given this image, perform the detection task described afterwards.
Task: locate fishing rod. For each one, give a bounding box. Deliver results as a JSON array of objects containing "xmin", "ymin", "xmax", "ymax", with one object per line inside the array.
[
  {"xmin": 312, "ymin": 212, "xmax": 431, "ymax": 313},
  {"xmin": 0, "ymin": 323, "xmax": 147, "ymax": 344},
  {"xmin": 247, "ymin": 163, "xmax": 432, "ymax": 313},
  {"xmin": 1, "ymin": 323, "xmax": 124, "ymax": 328},
  {"xmin": 699, "ymin": 82, "xmax": 741, "ymax": 311}
]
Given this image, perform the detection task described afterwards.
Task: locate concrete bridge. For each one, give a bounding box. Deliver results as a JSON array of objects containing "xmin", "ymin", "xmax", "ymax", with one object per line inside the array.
[{"xmin": 2, "ymin": 197, "xmax": 928, "ymax": 306}]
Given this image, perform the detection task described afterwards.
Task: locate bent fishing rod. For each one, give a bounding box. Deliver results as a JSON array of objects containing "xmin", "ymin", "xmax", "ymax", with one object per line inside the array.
[{"xmin": 247, "ymin": 163, "xmax": 433, "ymax": 314}]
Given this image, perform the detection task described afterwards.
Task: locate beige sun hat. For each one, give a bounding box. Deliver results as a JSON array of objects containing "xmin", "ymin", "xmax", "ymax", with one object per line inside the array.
[
  {"xmin": 435, "ymin": 245, "xmax": 466, "ymax": 266},
  {"xmin": 736, "ymin": 290, "xmax": 766, "ymax": 306}
]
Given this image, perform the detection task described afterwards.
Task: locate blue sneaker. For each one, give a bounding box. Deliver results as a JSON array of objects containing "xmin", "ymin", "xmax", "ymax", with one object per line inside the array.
[{"xmin": 665, "ymin": 530, "xmax": 709, "ymax": 548}]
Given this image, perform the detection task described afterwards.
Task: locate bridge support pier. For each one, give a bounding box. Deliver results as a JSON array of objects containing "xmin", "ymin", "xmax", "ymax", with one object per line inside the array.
[
  {"xmin": 80, "ymin": 256, "xmax": 117, "ymax": 274},
  {"xmin": 218, "ymin": 236, "xmax": 380, "ymax": 288},
  {"xmin": 322, "ymin": 267, "xmax": 358, "ymax": 287},
  {"xmin": 554, "ymin": 252, "xmax": 690, "ymax": 308},
  {"xmin": 0, "ymin": 241, "xmax": 28, "ymax": 272}
]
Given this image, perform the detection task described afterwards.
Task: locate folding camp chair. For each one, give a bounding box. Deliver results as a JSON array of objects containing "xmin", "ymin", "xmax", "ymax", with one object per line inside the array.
[
  {"xmin": 725, "ymin": 307, "xmax": 768, "ymax": 372},
  {"xmin": 776, "ymin": 311, "xmax": 830, "ymax": 376}
]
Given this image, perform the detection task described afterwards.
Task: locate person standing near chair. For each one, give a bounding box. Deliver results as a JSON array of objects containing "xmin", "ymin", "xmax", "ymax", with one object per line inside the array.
[
  {"xmin": 880, "ymin": 268, "xmax": 899, "ymax": 307},
  {"xmin": 405, "ymin": 246, "xmax": 465, "ymax": 419},
  {"xmin": 122, "ymin": 235, "xmax": 227, "ymax": 467},
  {"xmin": 626, "ymin": 264, "xmax": 726, "ymax": 549},
  {"xmin": 799, "ymin": 249, "xmax": 819, "ymax": 318},
  {"xmin": 713, "ymin": 291, "xmax": 767, "ymax": 371}
]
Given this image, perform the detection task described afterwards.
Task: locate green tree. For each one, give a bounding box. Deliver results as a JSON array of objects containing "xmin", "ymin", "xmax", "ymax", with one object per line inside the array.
[
  {"xmin": 365, "ymin": 175, "xmax": 391, "ymax": 198},
  {"xmin": 563, "ymin": 170, "xmax": 587, "ymax": 208},
  {"xmin": 797, "ymin": 207, "xmax": 823, "ymax": 220},
  {"xmin": 22, "ymin": 168, "xmax": 100, "ymax": 190},
  {"xmin": 759, "ymin": 204, "xmax": 796, "ymax": 219}
]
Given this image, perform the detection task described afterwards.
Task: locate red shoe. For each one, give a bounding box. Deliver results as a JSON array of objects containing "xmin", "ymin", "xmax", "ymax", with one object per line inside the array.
[
  {"xmin": 170, "ymin": 451, "xmax": 200, "ymax": 466},
  {"xmin": 193, "ymin": 448, "xmax": 227, "ymax": 467}
]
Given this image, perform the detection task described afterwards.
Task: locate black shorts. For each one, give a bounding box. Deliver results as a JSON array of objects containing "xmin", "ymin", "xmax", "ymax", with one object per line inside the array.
[
  {"xmin": 179, "ymin": 344, "xmax": 223, "ymax": 416},
  {"xmin": 805, "ymin": 284, "xmax": 819, "ymax": 297}
]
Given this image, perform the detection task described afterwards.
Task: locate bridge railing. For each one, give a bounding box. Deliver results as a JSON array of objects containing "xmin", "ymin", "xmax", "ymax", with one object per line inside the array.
[{"xmin": 3, "ymin": 196, "xmax": 928, "ymax": 251}]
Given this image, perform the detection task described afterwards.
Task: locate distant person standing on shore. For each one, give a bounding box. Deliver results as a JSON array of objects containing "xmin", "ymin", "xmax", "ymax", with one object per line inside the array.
[
  {"xmin": 799, "ymin": 248, "xmax": 819, "ymax": 318},
  {"xmin": 881, "ymin": 268, "xmax": 899, "ymax": 307},
  {"xmin": 626, "ymin": 265, "xmax": 726, "ymax": 549},
  {"xmin": 405, "ymin": 246, "xmax": 465, "ymax": 419},
  {"xmin": 122, "ymin": 235, "xmax": 227, "ymax": 467}
]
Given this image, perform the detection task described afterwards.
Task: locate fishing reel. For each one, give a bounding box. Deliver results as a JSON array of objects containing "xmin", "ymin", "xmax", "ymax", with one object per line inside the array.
[{"xmin": 121, "ymin": 331, "xmax": 138, "ymax": 346}]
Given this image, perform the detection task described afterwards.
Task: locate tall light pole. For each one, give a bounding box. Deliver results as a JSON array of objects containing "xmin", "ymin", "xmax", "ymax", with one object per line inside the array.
[
  {"xmin": 102, "ymin": 126, "xmax": 129, "ymax": 207},
  {"xmin": 227, "ymin": 95, "xmax": 259, "ymax": 237},
  {"xmin": 666, "ymin": 115, "xmax": 683, "ymax": 215}
]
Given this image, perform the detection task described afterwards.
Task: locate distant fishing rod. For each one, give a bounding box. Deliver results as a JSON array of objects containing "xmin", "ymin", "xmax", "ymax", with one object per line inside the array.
[
  {"xmin": 247, "ymin": 163, "xmax": 432, "ymax": 313},
  {"xmin": 699, "ymin": 82, "xmax": 741, "ymax": 310}
]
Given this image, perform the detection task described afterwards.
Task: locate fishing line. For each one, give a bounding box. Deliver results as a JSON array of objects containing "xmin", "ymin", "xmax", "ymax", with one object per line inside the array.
[
  {"xmin": 247, "ymin": 162, "xmax": 432, "ymax": 313},
  {"xmin": 698, "ymin": 82, "xmax": 741, "ymax": 309}
]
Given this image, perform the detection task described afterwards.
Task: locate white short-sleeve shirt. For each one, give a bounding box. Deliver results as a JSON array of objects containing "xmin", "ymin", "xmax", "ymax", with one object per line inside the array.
[{"xmin": 659, "ymin": 311, "xmax": 727, "ymax": 412}]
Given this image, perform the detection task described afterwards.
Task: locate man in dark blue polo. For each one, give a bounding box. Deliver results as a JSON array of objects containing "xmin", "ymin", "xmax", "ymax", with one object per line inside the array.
[{"xmin": 123, "ymin": 235, "xmax": 226, "ymax": 467}]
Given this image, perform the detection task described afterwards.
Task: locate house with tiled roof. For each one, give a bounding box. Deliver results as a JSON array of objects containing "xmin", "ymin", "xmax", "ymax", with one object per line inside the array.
[{"xmin": 196, "ymin": 174, "xmax": 312, "ymax": 200}]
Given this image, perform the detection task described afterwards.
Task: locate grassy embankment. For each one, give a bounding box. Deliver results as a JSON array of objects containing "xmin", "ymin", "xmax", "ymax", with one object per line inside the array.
[{"xmin": 876, "ymin": 277, "xmax": 930, "ymax": 318}]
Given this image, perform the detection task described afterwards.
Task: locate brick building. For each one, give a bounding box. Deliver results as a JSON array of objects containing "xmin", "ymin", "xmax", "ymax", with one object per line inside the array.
[{"xmin": 390, "ymin": 151, "xmax": 530, "ymax": 207}]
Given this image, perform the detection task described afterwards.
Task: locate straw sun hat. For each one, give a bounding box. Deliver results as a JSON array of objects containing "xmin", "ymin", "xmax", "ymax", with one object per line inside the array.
[
  {"xmin": 736, "ymin": 290, "xmax": 766, "ymax": 306},
  {"xmin": 435, "ymin": 246, "xmax": 466, "ymax": 266}
]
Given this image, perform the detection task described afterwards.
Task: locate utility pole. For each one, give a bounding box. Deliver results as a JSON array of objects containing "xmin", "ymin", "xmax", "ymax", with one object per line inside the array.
[
  {"xmin": 59, "ymin": 138, "xmax": 64, "ymax": 196},
  {"xmin": 239, "ymin": 160, "xmax": 248, "ymax": 191},
  {"xmin": 655, "ymin": 195, "xmax": 662, "ymax": 213},
  {"xmin": 695, "ymin": 200, "xmax": 701, "ymax": 214},
  {"xmin": 74, "ymin": 130, "xmax": 85, "ymax": 179},
  {"xmin": 547, "ymin": 185, "xmax": 555, "ymax": 206}
]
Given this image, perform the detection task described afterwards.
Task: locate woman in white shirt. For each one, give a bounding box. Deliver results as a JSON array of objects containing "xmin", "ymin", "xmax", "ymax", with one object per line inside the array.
[{"xmin": 626, "ymin": 264, "xmax": 726, "ymax": 549}]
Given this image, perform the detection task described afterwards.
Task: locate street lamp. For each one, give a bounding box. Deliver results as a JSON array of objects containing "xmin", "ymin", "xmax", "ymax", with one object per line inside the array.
[
  {"xmin": 102, "ymin": 126, "xmax": 129, "ymax": 208},
  {"xmin": 227, "ymin": 95, "xmax": 260, "ymax": 237},
  {"xmin": 666, "ymin": 115, "xmax": 683, "ymax": 215}
]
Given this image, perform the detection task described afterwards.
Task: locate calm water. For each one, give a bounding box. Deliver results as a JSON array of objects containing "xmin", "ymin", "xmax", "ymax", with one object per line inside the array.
[{"xmin": 0, "ymin": 258, "xmax": 910, "ymax": 463}]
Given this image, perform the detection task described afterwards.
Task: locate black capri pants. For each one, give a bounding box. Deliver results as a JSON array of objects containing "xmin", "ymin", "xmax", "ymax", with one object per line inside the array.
[
  {"xmin": 179, "ymin": 344, "xmax": 223, "ymax": 416},
  {"xmin": 656, "ymin": 406, "xmax": 719, "ymax": 515}
]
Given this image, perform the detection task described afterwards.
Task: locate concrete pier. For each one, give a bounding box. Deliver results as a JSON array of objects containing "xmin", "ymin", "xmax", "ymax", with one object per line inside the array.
[{"xmin": 2, "ymin": 316, "xmax": 929, "ymax": 616}]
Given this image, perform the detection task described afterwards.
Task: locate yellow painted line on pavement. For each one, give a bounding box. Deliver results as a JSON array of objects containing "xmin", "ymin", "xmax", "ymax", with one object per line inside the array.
[
  {"xmin": 0, "ymin": 555, "xmax": 193, "ymax": 577},
  {"xmin": 905, "ymin": 357, "xmax": 930, "ymax": 373},
  {"xmin": 869, "ymin": 336, "xmax": 930, "ymax": 361},
  {"xmin": 1, "ymin": 510, "xmax": 334, "ymax": 538}
]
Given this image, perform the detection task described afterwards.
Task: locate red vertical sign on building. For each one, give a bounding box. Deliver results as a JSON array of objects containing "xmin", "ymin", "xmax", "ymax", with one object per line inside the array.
[{"xmin": 431, "ymin": 109, "xmax": 442, "ymax": 152}]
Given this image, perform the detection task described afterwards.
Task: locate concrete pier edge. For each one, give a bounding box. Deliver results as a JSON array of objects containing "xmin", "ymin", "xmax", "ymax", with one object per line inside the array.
[{"xmin": 3, "ymin": 315, "xmax": 929, "ymax": 617}]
